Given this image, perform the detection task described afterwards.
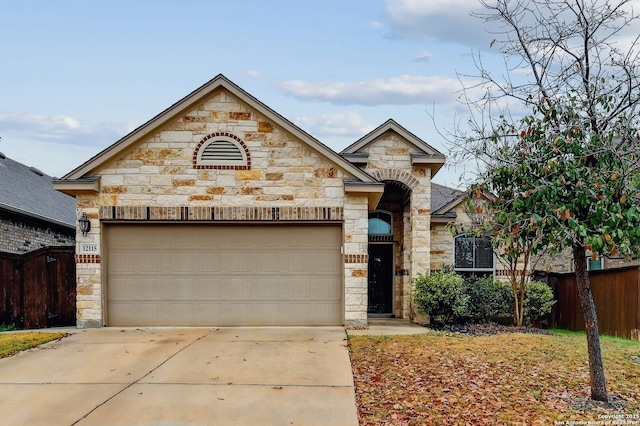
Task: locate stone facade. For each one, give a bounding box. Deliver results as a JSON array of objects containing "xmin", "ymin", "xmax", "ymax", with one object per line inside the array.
[
  {"xmin": 57, "ymin": 76, "xmax": 445, "ymax": 328},
  {"xmin": 345, "ymin": 130, "xmax": 436, "ymax": 319},
  {"xmin": 430, "ymin": 205, "xmax": 472, "ymax": 271},
  {"xmin": 70, "ymin": 86, "xmax": 373, "ymax": 328},
  {"xmin": 0, "ymin": 212, "xmax": 75, "ymax": 254},
  {"xmin": 535, "ymin": 248, "xmax": 640, "ymax": 274}
]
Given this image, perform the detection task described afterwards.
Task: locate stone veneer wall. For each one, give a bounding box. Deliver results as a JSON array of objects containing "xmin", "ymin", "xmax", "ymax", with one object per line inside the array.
[
  {"xmin": 430, "ymin": 205, "xmax": 473, "ymax": 271},
  {"xmin": 430, "ymin": 222, "xmax": 452, "ymax": 270},
  {"xmin": 74, "ymin": 89, "xmax": 370, "ymax": 328},
  {"xmin": 0, "ymin": 212, "xmax": 74, "ymax": 254},
  {"xmin": 343, "ymin": 195, "xmax": 369, "ymax": 325},
  {"xmin": 353, "ymin": 130, "xmax": 433, "ymax": 319},
  {"xmin": 534, "ymin": 249, "xmax": 640, "ymax": 274}
]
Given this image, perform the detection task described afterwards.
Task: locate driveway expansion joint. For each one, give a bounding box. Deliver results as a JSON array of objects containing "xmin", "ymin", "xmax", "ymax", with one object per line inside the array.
[{"xmin": 70, "ymin": 328, "xmax": 219, "ymax": 425}]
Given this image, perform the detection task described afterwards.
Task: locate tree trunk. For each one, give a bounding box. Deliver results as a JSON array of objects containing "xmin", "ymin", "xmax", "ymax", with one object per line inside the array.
[{"xmin": 572, "ymin": 243, "xmax": 608, "ymax": 402}]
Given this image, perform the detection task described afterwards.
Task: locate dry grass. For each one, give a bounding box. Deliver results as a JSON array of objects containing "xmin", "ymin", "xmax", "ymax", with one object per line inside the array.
[
  {"xmin": 0, "ymin": 332, "xmax": 66, "ymax": 358},
  {"xmin": 349, "ymin": 330, "xmax": 640, "ymax": 425}
]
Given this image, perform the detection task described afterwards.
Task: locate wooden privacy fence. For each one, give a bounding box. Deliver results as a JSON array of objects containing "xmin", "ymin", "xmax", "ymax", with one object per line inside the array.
[
  {"xmin": 546, "ymin": 266, "xmax": 640, "ymax": 340},
  {"xmin": 0, "ymin": 246, "xmax": 76, "ymax": 329}
]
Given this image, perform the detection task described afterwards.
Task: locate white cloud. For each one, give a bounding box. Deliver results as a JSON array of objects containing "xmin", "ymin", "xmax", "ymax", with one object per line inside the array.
[
  {"xmin": 0, "ymin": 112, "xmax": 80, "ymax": 134},
  {"xmin": 0, "ymin": 111, "xmax": 133, "ymax": 147},
  {"xmin": 384, "ymin": 0, "xmax": 488, "ymax": 46},
  {"xmin": 246, "ymin": 70, "xmax": 263, "ymax": 77},
  {"xmin": 293, "ymin": 112, "xmax": 375, "ymax": 138},
  {"xmin": 2, "ymin": 138, "xmax": 102, "ymax": 178},
  {"xmin": 389, "ymin": 0, "xmax": 477, "ymax": 15},
  {"xmin": 278, "ymin": 75, "xmax": 472, "ymax": 106},
  {"xmin": 414, "ymin": 51, "xmax": 433, "ymax": 62},
  {"xmin": 368, "ymin": 21, "xmax": 384, "ymax": 29}
]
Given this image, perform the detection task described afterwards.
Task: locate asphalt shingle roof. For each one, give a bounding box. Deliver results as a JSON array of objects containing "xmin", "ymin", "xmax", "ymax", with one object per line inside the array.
[
  {"xmin": 431, "ymin": 182, "xmax": 464, "ymax": 214},
  {"xmin": 0, "ymin": 152, "xmax": 76, "ymax": 228}
]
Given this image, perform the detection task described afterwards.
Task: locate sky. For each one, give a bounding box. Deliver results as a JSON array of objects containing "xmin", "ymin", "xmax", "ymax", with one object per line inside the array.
[{"xmin": 1, "ymin": 0, "xmax": 513, "ymax": 187}]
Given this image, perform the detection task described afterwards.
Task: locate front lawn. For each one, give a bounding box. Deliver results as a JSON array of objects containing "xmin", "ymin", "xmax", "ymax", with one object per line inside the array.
[
  {"xmin": 349, "ymin": 330, "xmax": 640, "ymax": 425},
  {"xmin": 0, "ymin": 332, "xmax": 66, "ymax": 358}
]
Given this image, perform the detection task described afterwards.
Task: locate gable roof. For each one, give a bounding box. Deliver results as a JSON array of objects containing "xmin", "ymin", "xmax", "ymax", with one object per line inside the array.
[
  {"xmin": 0, "ymin": 152, "xmax": 76, "ymax": 229},
  {"xmin": 59, "ymin": 74, "xmax": 377, "ymax": 185},
  {"xmin": 431, "ymin": 182, "xmax": 466, "ymax": 221},
  {"xmin": 340, "ymin": 119, "xmax": 446, "ymax": 175}
]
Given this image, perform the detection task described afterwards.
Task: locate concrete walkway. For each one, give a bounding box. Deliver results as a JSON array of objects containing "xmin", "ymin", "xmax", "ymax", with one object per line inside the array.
[
  {"xmin": 346, "ymin": 318, "xmax": 431, "ymax": 336},
  {"xmin": 0, "ymin": 327, "xmax": 358, "ymax": 426}
]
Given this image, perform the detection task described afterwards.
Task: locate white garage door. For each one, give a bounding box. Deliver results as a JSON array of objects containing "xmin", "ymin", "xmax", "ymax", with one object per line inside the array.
[{"xmin": 105, "ymin": 224, "xmax": 342, "ymax": 326}]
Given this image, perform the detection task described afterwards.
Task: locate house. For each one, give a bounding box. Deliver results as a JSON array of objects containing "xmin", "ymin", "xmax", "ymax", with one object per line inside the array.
[
  {"xmin": 54, "ymin": 74, "xmax": 474, "ymax": 328},
  {"xmin": 0, "ymin": 153, "xmax": 76, "ymax": 254}
]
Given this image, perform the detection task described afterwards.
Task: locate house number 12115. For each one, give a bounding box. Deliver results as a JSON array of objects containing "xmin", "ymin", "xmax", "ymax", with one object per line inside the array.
[{"xmin": 80, "ymin": 243, "xmax": 98, "ymax": 253}]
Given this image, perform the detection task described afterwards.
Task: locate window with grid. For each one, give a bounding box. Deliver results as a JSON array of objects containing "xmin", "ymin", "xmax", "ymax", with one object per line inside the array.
[{"xmin": 454, "ymin": 236, "xmax": 494, "ymax": 276}]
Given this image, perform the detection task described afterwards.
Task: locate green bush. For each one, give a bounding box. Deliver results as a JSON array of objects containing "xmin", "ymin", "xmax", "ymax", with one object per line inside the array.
[
  {"xmin": 415, "ymin": 270, "xmax": 556, "ymax": 327},
  {"xmin": 462, "ymin": 276, "xmax": 512, "ymax": 323},
  {"xmin": 524, "ymin": 281, "xmax": 556, "ymax": 325},
  {"xmin": 0, "ymin": 323, "xmax": 16, "ymax": 332},
  {"xmin": 413, "ymin": 270, "xmax": 469, "ymax": 325}
]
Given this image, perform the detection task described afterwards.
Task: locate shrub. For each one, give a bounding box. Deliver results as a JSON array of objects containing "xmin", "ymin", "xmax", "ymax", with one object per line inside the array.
[
  {"xmin": 414, "ymin": 270, "xmax": 469, "ymax": 325},
  {"xmin": 0, "ymin": 324, "xmax": 16, "ymax": 332},
  {"xmin": 462, "ymin": 276, "xmax": 512, "ymax": 323},
  {"xmin": 524, "ymin": 281, "xmax": 556, "ymax": 325}
]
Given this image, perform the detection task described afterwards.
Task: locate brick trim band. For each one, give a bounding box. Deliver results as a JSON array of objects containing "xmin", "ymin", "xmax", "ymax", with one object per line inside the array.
[
  {"xmin": 100, "ymin": 206, "xmax": 344, "ymax": 222},
  {"xmin": 76, "ymin": 254, "xmax": 101, "ymax": 263},
  {"xmin": 345, "ymin": 254, "xmax": 368, "ymax": 263}
]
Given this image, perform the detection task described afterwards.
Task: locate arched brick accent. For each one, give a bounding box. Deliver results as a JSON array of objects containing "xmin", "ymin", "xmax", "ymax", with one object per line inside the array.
[
  {"xmin": 370, "ymin": 169, "xmax": 419, "ymax": 190},
  {"xmin": 193, "ymin": 132, "xmax": 251, "ymax": 170}
]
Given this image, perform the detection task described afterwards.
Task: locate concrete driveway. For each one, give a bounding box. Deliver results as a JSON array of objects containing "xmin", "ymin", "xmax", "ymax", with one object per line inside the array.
[{"xmin": 0, "ymin": 327, "xmax": 358, "ymax": 426}]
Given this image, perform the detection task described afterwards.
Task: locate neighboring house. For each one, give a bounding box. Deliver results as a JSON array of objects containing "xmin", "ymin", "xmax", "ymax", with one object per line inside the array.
[
  {"xmin": 428, "ymin": 184, "xmax": 628, "ymax": 277},
  {"xmin": 536, "ymin": 248, "xmax": 640, "ymax": 274},
  {"xmin": 0, "ymin": 152, "xmax": 76, "ymax": 254},
  {"xmin": 54, "ymin": 74, "xmax": 461, "ymax": 328}
]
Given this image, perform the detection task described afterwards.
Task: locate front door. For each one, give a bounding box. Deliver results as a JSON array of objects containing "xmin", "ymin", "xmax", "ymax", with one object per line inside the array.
[{"xmin": 367, "ymin": 244, "xmax": 394, "ymax": 315}]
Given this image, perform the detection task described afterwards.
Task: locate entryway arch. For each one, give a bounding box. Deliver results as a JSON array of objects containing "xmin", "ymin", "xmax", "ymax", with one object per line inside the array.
[{"xmin": 367, "ymin": 178, "xmax": 412, "ymax": 317}]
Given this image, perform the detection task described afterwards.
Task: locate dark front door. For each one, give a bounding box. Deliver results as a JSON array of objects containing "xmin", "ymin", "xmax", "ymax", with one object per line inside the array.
[{"xmin": 368, "ymin": 244, "xmax": 394, "ymax": 315}]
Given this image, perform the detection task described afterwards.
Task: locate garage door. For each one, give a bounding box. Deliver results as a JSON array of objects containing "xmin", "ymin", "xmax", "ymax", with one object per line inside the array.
[{"xmin": 105, "ymin": 224, "xmax": 342, "ymax": 326}]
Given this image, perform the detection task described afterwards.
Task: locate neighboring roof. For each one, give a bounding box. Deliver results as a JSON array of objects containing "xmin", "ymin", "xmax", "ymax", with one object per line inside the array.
[
  {"xmin": 0, "ymin": 152, "xmax": 76, "ymax": 229},
  {"xmin": 59, "ymin": 74, "xmax": 377, "ymax": 185},
  {"xmin": 431, "ymin": 182, "xmax": 465, "ymax": 219},
  {"xmin": 340, "ymin": 119, "xmax": 446, "ymax": 175}
]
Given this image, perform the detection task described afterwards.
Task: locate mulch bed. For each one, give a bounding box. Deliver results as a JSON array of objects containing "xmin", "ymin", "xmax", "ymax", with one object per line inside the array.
[{"xmin": 427, "ymin": 322, "xmax": 556, "ymax": 336}]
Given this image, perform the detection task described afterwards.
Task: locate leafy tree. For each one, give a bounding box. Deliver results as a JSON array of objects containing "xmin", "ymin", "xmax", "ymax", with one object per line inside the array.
[
  {"xmin": 451, "ymin": 0, "xmax": 640, "ymax": 402},
  {"xmin": 463, "ymin": 195, "xmax": 546, "ymax": 327}
]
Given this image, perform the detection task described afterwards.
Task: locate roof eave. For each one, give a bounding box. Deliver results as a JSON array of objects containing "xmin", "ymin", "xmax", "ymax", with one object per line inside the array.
[
  {"xmin": 0, "ymin": 203, "xmax": 75, "ymax": 230},
  {"xmin": 61, "ymin": 74, "xmax": 377, "ymax": 184},
  {"xmin": 62, "ymin": 75, "xmax": 232, "ymax": 180},
  {"xmin": 341, "ymin": 119, "xmax": 446, "ymax": 159},
  {"xmin": 341, "ymin": 152, "xmax": 369, "ymax": 166},
  {"xmin": 431, "ymin": 214, "xmax": 458, "ymax": 224},
  {"xmin": 433, "ymin": 196, "xmax": 466, "ymax": 216},
  {"xmin": 411, "ymin": 154, "xmax": 446, "ymax": 175},
  {"xmin": 53, "ymin": 177, "xmax": 101, "ymax": 196},
  {"xmin": 344, "ymin": 180, "xmax": 385, "ymax": 210}
]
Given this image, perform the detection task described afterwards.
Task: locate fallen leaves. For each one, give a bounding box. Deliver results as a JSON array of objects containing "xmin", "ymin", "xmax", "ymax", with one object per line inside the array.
[{"xmin": 349, "ymin": 331, "xmax": 640, "ymax": 425}]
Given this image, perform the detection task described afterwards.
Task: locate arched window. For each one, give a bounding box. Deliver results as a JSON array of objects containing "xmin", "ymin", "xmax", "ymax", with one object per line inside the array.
[
  {"xmin": 368, "ymin": 211, "xmax": 392, "ymax": 235},
  {"xmin": 454, "ymin": 235, "xmax": 494, "ymax": 277}
]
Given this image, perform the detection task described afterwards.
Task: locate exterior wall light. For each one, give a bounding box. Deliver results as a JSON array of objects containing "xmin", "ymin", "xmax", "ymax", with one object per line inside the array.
[{"xmin": 78, "ymin": 212, "xmax": 91, "ymax": 236}]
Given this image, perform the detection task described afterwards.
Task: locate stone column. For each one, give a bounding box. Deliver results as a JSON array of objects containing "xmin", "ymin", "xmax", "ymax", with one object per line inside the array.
[
  {"xmin": 409, "ymin": 170, "xmax": 432, "ymax": 319},
  {"xmin": 75, "ymin": 198, "xmax": 104, "ymax": 328},
  {"xmin": 343, "ymin": 195, "xmax": 369, "ymax": 326}
]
